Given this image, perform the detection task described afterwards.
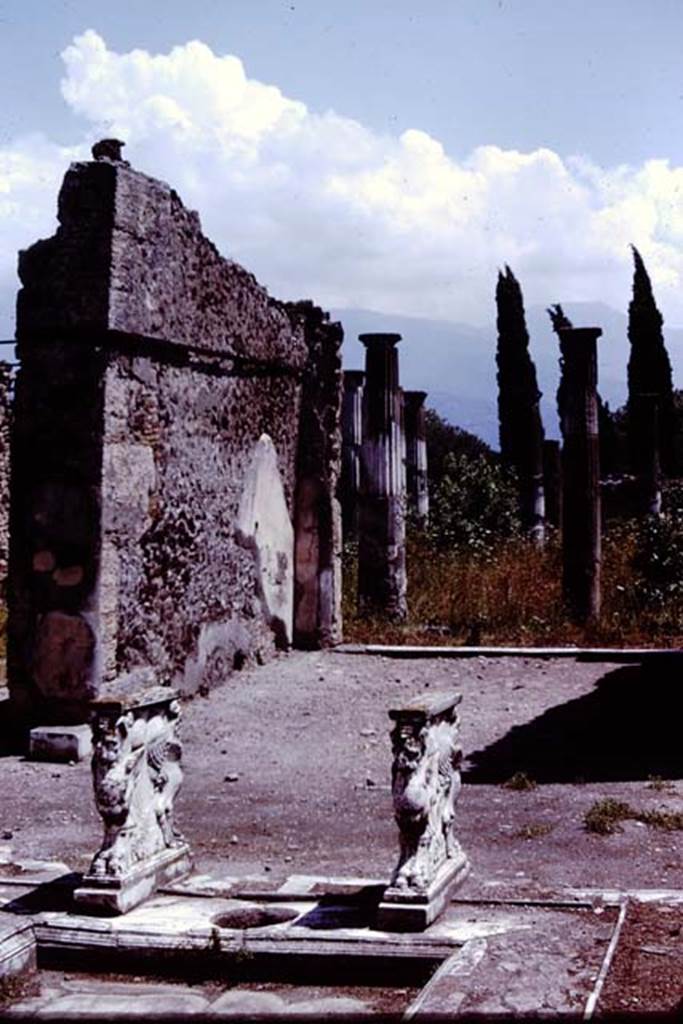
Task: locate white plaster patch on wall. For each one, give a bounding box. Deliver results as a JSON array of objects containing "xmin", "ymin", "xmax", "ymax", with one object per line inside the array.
[
  {"xmin": 235, "ymin": 434, "xmax": 294, "ymax": 647},
  {"xmin": 102, "ymin": 442, "xmax": 157, "ymax": 538},
  {"xmin": 180, "ymin": 618, "xmax": 254, "ymax": 695},
  {"xmin": 97, "ymin": 538, "xmax": 121, "ymax": 682}
]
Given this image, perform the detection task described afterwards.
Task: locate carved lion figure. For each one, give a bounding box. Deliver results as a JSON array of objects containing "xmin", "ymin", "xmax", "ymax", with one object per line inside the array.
[
  {"xmin": 89, "ymin": 702, "xmax": 185, "ymax": 878},
  {"xmin": 390, "ymin": 712, "xmax": 463, "ymax": 893}
]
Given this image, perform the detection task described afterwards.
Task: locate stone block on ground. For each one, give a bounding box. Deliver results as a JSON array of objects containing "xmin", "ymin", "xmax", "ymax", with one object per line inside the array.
[
  {"xmin": 28, "ymin": 725, "xmax": 92, "ymax": 763},
  {"xmin": 15, "ymin": 990, "xmax": 209, "ymax": 1019},
  {"xmin": 207, "ymin": 990, "xmax": 370, "ymax": 1017},
  {"xmin": 377, "ymin": 856, "xmax": 471, "ymax": 932},
  {"xmin": 73, "ymin": 845, "xmax": 193, "ymax": 917}
]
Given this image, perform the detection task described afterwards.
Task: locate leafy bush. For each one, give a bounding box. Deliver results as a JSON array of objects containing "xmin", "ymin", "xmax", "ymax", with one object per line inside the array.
[
  {"xmin": 426, "ymin": 452, "xmax": 520, "ymax": 554},
  {"xmin": 424, "ymin": 408, "xmax": 493, "ymax": 486},
  {"xmin": 632, "ymin": 509, "xmax": 683, "ymax": 609}
]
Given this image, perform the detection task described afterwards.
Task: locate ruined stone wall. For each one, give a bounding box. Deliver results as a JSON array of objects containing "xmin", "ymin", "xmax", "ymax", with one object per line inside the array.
[
  {"xmin": 9, "ymin": 154, "xmax": 339, "ymax": 726},
  {"xmin": 100, "ymin": 355, "xmax": 301, "ymax": 689},
  {"xmin": 18, "ymin": 160, "xmax": 304, "ymax": 368},
  {"xmin": 0, "ymin": 363, "xmax": 13, "ymax": 589}
]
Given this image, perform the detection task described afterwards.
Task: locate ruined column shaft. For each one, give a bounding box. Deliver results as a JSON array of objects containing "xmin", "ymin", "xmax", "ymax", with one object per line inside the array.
[
  {"xmin": 358, "ymin": 334, "xmax": 407, "ymax": 621},
  {"xmin": 340, "ymin": 370, "xmax": 365, "ymax": 538},
  {"xmin": 559, "ymin": 327, "xmax": 602, "ymax": 625},
  {"xmin": 542, "ymin": 439, "xmax": 562, "ymax": 530},
  {"xmin": 404, "ymin": 390, "xmax": 429, "ymax": 523},
  {"xmin": 290, "ymin": 301, "xmax": 344, "ymax": 650},
  {"xmin": 633, "ymin": 393, "xmax": 662, "ymax": 517},
  {"xmin": 520, "ymin": 402, "xmax": 546, "ymax": 545}
]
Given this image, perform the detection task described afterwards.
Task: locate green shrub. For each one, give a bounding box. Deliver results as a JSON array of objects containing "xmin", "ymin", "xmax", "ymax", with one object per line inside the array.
[
  {"xmin": 632, "ymin": 509, "xmax": 683, "ymax": 609},
  {"xmin": 426, "ymin": 452, "xmax": 520, "ymax": 554}
]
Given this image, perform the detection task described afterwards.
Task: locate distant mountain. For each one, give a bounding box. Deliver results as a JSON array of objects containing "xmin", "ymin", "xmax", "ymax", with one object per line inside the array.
[{"xmin": 332, "ymin": 304, "xmax": 683, "ymax": 449}]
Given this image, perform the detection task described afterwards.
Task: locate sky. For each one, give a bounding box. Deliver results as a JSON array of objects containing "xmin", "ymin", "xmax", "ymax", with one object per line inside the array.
[{"xmin": 2, "ymin": 0, "xmax": 683, "ymax": 337}]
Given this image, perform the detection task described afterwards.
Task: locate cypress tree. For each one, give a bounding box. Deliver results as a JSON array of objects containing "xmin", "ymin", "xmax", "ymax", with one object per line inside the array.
[
  {"xmin": 547, "ymin": 303, "xmax": 573, "ymax": 441},
  {"xmin": 548, "ymin": 304, "xmax": 620, "ymax": 474},
  {"xmin": 627, "ymin": 245, "xmax": 675, "ymax": 474},
  {"xmin": 597, "ymin": 396, "xmax": 621, "ymax": 478},
  {"xmin": 496, "ymin": 266, "xmax": 545, "ymax": 540}
]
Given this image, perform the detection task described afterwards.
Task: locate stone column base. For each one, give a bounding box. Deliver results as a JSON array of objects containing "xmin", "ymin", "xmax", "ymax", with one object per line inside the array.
[
  {"xmin": 376, "ymin": 852, "xmax": 470, "ymax": 932},
  {"xmin": 73, "ymin": 844, "xmax": 193, "ymax": 916}
]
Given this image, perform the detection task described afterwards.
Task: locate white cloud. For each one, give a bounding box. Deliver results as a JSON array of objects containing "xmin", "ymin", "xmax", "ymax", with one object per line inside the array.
[
  {"xmin": 1, "ymin": 29, "xmax": 683, "ymax": 338},
  {"xmin": 0, "ymin": 134, "xmax": 87, "ymax": 337}
]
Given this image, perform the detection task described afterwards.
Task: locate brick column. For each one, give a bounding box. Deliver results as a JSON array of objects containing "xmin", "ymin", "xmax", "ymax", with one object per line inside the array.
[{"xmin": 357, "ymin": 333, "xmax": 407, "ymax": 621}]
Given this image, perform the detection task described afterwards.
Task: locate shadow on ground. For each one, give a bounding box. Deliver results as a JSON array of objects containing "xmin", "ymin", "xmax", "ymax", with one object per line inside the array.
[
  {"xmin": 3, "ymin": 873, "xmax": 81, "ymax": 915},
  {"xmin": 465, "ymin": 661, "xmax": 683, "ymax": 784}
]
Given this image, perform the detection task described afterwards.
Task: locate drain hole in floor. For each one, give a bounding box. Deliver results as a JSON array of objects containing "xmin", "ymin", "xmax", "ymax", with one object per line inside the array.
[{"xmin": 212, "ymin": 905, "xmax": 300, "ymax": 929}]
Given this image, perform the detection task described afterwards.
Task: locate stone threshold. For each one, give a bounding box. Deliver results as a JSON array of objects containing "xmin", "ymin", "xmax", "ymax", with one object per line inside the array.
[
  {"xmin": 33, "ymin": 884, "xmax": 460, "ymax": 966},
  {"xmin": 337, "ymin": 643, "xmax": 682, "ymax": 661}
]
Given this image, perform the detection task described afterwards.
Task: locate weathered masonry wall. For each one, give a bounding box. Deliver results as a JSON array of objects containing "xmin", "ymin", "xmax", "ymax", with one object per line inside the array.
[
  {"xmin": 0, "ymin": 362, "xmax": 12, "ymax": 588},
  {"xmin": 9, "ymin": 153, "xmax": 342, "ymax": 726}
]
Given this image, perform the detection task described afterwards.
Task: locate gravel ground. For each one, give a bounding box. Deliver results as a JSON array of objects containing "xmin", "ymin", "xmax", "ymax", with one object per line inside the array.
[
  {"xmin": 1, "ymin": 649, "xmax": 681, "ymax": 894},
  {"xmin": 1, "ymin": 649, "xmax": 682, "ymax": 1014},
  {"xmin": 596, "ymin": 903, "xmax": 683, "ymax": 1017}
]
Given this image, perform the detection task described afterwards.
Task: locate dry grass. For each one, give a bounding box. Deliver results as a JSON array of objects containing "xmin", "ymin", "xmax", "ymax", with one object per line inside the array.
[
  {"xmin": 342, "ymin": 522, "xmax": 683, "ymax": 648},
  {"xmin": 584, "ymin": 798, "xmax": 635, "ymax": 835},
  {"xmin": 502, "ymin": 771, "xmax": 538, "ymax": 792},
  {"xmin": 584, "ymin": 797, "xmax": 683, "ymax": 834},
  {"xmin": 514, "ymin": 822, "xmax": 555, "ymax": 840}
]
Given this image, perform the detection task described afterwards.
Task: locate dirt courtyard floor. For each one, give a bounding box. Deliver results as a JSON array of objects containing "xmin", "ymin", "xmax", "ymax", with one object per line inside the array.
[
  {"xmin": 2, "ymin": 650, "xmax": 683, "ymax": 1015},
  {"xmin": 2, "ymin": 649, "xmax": 682, "ymax": 893}
]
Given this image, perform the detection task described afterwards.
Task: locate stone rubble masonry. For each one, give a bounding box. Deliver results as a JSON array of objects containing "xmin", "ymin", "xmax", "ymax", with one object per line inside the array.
[
  {"xmin": 16, "ymin": 160, "xmax": 306, "ymax": 368},
  {"xmin": 8, "ymin": 154, "xmax": 341, "ymax": 729},
  {"xmin": 0, "ymin": 362, "xmax": 12, "ymax": 590}
]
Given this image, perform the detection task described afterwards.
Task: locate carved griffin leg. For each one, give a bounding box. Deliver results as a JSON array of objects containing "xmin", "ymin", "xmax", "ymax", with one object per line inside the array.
[{"xmin": 148, "ymin": 738, "xmax": 185, "ymax": 848}]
